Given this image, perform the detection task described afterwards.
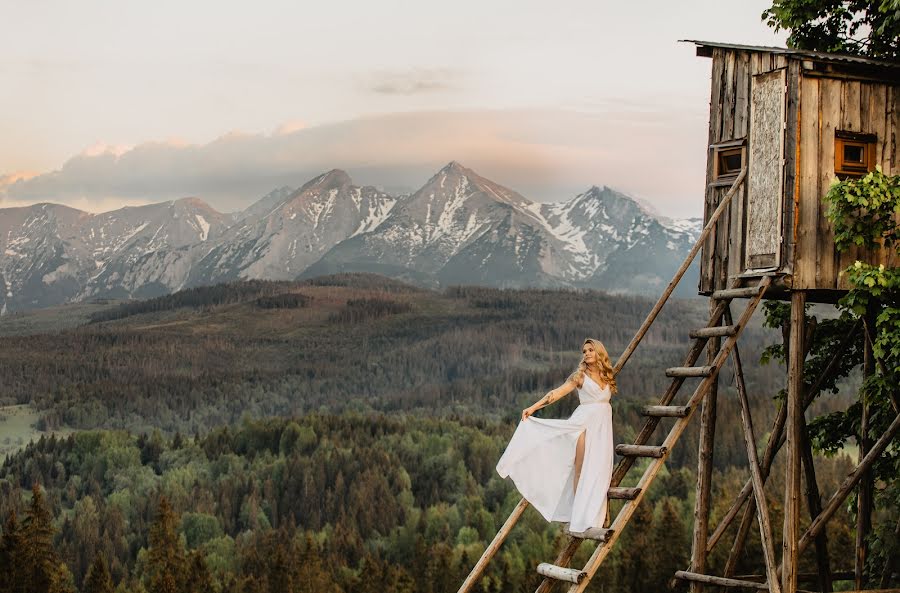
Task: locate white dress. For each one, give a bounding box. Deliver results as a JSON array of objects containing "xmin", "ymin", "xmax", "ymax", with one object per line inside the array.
[{"xmin": 495, "ymin": 374, "xmax": 614, "ymax": 533}]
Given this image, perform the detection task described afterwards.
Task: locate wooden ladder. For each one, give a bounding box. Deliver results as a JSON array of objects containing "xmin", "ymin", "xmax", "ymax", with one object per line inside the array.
[
  {"xmin": 530, "ymin": 275, "xmax": 772, "ymax": 593},
  {"xmin": 456, "ymin": 170, "xmax": 753, "ymax": 593}
]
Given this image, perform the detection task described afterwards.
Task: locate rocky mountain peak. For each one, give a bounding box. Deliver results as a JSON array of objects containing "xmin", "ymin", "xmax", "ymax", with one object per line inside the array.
[{"xmin": 300, "ymin": 169, "xmax": 353, "ymax": 192}]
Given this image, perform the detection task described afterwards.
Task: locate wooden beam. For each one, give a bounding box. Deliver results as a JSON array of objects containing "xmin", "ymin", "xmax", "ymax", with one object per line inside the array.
[
  {"xmin": 690, "ymin": 313, "xmax": 720, "ymax": 593},
  {"xmin": 856, "ymin": 304, "xmax": 877, "ymax": 589},
  {"xmin": 613, "ymin": 169, "xmax": 745, "ymax": 376},
  {"xmin": 456, "ymin": 498, "xmax": 529, "ymax": 593},
  {"xmin": 675, "ymin": 571, "xmax": 770, "ymax": 590},
  {"xmin": 783, "ymin": 291, "xmax": 806, "ymax": 593},
  {"xmin": 725, "ymin": 309, "xmax": 782, "ymax": 593},
  {"xmin": 800, "ymin": 416, "xmax": 832, "ymax": 592},
  {"xmin": 797, "ymin": 410, "xmax": 900, "ymax": 556}
]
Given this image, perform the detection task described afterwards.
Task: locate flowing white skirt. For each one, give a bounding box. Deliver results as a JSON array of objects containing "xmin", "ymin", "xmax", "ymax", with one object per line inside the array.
[{"xmin": 496, "ymin": 402, "xmax": 614, "ymax": 533}]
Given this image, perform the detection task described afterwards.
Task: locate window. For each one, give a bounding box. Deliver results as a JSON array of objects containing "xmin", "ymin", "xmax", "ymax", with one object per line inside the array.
[
  {"xmin": 835, "ymin": 131, "xmax": 876, "ymax": 178},
  {"xmin": 711, "ymin": 139, "xmax": 746, "ymax": 186}
]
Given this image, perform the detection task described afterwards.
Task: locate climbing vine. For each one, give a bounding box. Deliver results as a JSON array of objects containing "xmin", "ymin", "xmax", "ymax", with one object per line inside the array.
[
  {"xmin": 824, "ymin": 166, "xmax": 900, "ymax": 252},
  {"xmin": 809, "ymin": 168, "xmax": 900, "ymax": 583}
]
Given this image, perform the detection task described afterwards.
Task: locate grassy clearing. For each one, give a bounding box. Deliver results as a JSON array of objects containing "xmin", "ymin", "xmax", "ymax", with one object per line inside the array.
[{"xmin": 0, "ymin": 404, "xmax": 72, "ymax": 460}]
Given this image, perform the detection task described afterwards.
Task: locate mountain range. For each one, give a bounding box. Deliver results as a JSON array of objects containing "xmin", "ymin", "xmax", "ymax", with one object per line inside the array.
[{"xmin": 0, "ymin": 162, "xmax": 701, "ymax": 313}]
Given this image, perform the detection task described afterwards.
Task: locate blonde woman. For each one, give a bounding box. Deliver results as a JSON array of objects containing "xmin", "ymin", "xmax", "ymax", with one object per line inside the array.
[{"xmin": 496, "ymin": 338, "xmax": 616, "ymax": 534}]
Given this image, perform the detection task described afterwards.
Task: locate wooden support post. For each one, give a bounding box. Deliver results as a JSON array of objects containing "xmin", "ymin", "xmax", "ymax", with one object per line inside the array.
[
  {"xmin": 709, "ymin": 322, "xmax": 860, "ymax": 556},
  {"xmin": 690, "ymin": 305, "xmax": 720, "ymax": 593},
  {"xmin": 725, "ymin": 309, "xmax": 781, "ymax": 593},
  {"xmin": 856, "ymin": 304, "xmax": 877, "ymax": 590},
  {"xmin": 783, "ymin": 291, "xmax": 806, "ymax": 593},
  {"xmin": 800, "ymin": 416, "xmax": 832, "ymax": 592}
]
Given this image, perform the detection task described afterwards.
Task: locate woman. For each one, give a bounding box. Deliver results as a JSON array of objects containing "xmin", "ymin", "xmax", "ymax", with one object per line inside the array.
[{"xmin": 495, "ymin": 338, "xmax": 616, "ymax": 534}]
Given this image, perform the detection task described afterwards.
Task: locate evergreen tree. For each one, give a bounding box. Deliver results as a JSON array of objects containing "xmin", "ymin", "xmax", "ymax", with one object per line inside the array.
[
  {"xmin": 146, "ymin": 497, "xmax": 187, "ymax": 593},
  {"xmin": 184, "ymin": 550, "xmax": 215, "ymax": 593},
  {"xmin": 0, "ymin": 511, "xmax": 24, "ymax": 593},
  {"xmin": 83, "ymin": 553, "xmax": 115, "ymax": 593},
  {"xmin": 22, "ymin": 484, "xmax": 59, "ymax": 593}
]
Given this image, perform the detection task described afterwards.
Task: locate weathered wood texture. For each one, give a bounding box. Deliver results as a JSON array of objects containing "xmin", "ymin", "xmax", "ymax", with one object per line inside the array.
[
  {"xmin": 699, "ymin": 47, "xmax": 899, "ymax": 296},
  {"xmin": 747, "ymin": 69, "xmax": 787, "ymax": 270},
  {"xmin": 783, "ymin": 291, "xmax": 806, "ymax": 593},
  {"xmin": 700, "ymin": 50, "xmax": 752, "ymax": 293},
  {"xmin": 793, "ymin": 76, "xmax": 900, "ymax": 291}
]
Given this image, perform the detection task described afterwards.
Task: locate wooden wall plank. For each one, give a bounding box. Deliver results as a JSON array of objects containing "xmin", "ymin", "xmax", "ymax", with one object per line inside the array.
[
  {"xmin": 701, "ymin": 50, "xmax": 726, "ymax": 293},
  {"xmin": 728, "ymin": 52, "xmax": 751, "ymax": 282},
  {"xmin": 722, "ymin": 52, "xmax": 737, "ymax": 141},
  {"xmin": 838, "ymin": 79, "xmax": 864, "ymax": 283},
  {"xmin": 796, "ymin": 76, "xmax": 820, "ymax": 289},
  {"xmin": 817, "ymin": 78, "xmax": 840, "ymax": 289},
  {"xmin": 783, "ymin": 60, "xmax": 801, "ymax": 277}
]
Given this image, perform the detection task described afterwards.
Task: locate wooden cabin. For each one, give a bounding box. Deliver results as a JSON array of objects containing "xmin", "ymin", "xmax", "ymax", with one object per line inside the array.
[{"xmin": 689, "ymin": 41, "xmax": 900, "ymax": 302}]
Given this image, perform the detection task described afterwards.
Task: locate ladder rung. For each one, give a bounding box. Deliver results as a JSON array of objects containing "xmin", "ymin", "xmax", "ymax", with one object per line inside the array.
[
  {"xmin": 536, "ymin": 563, "xmax": 586, "ymax": 583},
  {"xmin": 607, "ymin": 487, "xmax": 641, "ymax": 500},
  {"xmin": 689, "ymin": 325, "xmax": 737, "ymax": 339},
  {"xmin": 615, "ymin": 444, "xmax": 667, "ymax": 458},
  {"xmin": 666, "ymin": 366, "xmax": 715, "ymax": 377},
  {"xmin": 642, "ymin": 405, "xmax": 690, "ymax": 418},
  {"xmin": 567, "ymin": 526, "xmax": 614, "ymax": 542},
  {"xmin": 711, "ymin": 286, "xmax": 763, "ymax": 300}
]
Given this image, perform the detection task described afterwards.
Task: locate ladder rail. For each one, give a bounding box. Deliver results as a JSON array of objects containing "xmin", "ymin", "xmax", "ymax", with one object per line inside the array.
[
  {"xmin": 534, "ymin": 281, "xmax": 746, "ymax": 593},
  {"xmin": 562, "ymin": 276, "xmax": 771, "ymax": 593},
  {"xmin": 612, "ymin": 167, "xmax": 746, "ymax": 376},
  {"xmin": 457, "ymin": 170, "xmax": 747, "ymax": 593}
]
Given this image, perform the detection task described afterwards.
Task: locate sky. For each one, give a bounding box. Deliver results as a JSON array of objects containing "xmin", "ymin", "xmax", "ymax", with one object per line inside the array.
[{"xmin": 0, "ymin": 0, "xmax": 785, "ymax": 217}]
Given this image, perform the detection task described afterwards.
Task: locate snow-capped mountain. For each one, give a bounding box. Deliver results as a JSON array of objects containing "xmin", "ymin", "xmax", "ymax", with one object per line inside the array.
[
  {"xmin": 0, "ymin": 163, "xmax": 701, "ymax": 313},
  {"xmin": 188, "ymin": 170, "xmax": 397, "ymax": 285},
  {"xmin": 303, "ymin": 162, "xmax": 573, "ymax": 287},
  {"xmin": 305, "ymin": 163, "xmax": 701, "ymax": 291},
  {"xmin": 0, "ymin": 198, "xmax": 232, "ymax": 311}
]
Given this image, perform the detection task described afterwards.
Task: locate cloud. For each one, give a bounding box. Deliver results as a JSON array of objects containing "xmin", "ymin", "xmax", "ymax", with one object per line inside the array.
[
  {"xmin": 366, "ymin": 68, "xmax": 461, "ymax": 95},
  {"xmin": 0, "ymin": 108, "xmax": 708, "ymax": 217}
]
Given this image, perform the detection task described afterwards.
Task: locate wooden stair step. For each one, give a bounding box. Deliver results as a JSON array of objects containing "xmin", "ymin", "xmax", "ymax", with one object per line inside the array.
[
  {"xmin": 607, "ymin": 487, "xmax": 641, "ymax": 500},
  {"xmin": 689, "ymin": 325, "xmax": 738, "ymax": 339},
  {"xmin": 615, "ymin": 444, "xmax": 667, "ymax": 458},
  {"xmin": 536, "ymin": 563, "xmax": 586, "ymax": 583},
  {"xmin": 642, "ymin": 405, "xmax": 690, "ymax": 418},
  {"xmin": 665, "ymin": 366, "xmax": 715, "ymax": 377},
  {"xmin": 711, "ymin": 286, "xmax": 763, "ymax": 300},
  {"xmin": 567, "ymin": 526, "xmax": 614, "ymax": 542}
]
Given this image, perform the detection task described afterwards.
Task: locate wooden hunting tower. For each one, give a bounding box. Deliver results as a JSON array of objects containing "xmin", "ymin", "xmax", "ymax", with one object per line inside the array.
[
  {"xmin": 694, "ymin": 40, "xmax": 900, "ymax": 301},
  {"xmin": 459, "ymin": 43, "xmax": 900, "ymax": 593}
]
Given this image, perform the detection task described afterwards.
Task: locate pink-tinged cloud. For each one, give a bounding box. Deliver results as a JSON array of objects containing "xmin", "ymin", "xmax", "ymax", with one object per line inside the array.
[{"xmin": 0, "ymin": 108, "xmax": 708, "ymax": 216}]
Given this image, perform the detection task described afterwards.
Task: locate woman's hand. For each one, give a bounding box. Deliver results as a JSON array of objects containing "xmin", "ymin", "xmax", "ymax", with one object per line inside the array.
[{"xmin": 521, "ymin": 406, "xmax": 535, "ymax": 421}]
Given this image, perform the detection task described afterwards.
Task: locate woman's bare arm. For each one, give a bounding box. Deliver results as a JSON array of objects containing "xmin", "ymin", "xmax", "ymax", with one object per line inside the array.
[{"xmin": 522, "ymin": 378, "xmax": 579, "ymax": 421}]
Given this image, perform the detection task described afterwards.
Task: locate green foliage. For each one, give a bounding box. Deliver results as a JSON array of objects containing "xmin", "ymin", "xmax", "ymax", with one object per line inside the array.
[
  {"xmin": 0, "ymin": 413, "xmax": 861, "ymax": 592},
  {"xmin": 825, "ymin": 168, "xmax": 900, "ymax": 253},
  {"xmin": 763, "ymin": 0, "xmax": 900, "ymax": 59}
]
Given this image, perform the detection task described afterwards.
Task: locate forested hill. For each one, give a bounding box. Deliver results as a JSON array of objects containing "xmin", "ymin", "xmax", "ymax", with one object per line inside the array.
[
  {"xmin": 1, "ymin": 273, "xmax": 783, "ymax": 441},
  {"xmin": 0, "ymin": 274, "xmax": 862, "ymax": 593}
]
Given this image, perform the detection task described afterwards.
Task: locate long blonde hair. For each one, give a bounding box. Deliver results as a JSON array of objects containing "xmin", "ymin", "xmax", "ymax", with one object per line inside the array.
[{"xmin": 570, "ymin": 338, "xmax": 617, "ymax": 394}]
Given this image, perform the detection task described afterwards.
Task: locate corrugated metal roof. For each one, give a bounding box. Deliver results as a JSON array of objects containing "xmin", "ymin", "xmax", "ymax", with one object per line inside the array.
[{"xmin": 682, "ymin": 40, "xmax": 900, "ymax": 69}]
